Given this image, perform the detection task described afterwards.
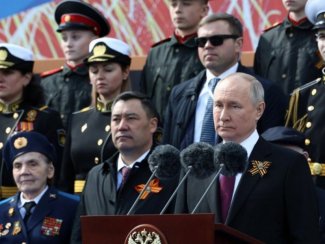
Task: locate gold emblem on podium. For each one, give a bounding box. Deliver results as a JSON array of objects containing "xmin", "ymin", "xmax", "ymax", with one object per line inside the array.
[{"xmin": 125, "ymin": 224, "xmax": 168, "ymax": 244}]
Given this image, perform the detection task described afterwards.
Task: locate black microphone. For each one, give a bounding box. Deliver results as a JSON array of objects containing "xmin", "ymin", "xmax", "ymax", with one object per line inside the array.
[
  {"xmin": 127, "ymin": 144, "xmax": 180, "ymax": 215},
  {"xmin": 191, "ymin": 142, "xmax": 247, "ymax": 214},
  {"xmin": 160, "ymin": 142, "xmax": 215, "ymax": 214}
]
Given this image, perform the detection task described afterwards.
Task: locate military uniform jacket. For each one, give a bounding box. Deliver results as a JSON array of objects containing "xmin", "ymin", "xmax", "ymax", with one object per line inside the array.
[
  {"xmin": 163, "ymin": 65, "xmax": 288, "ymax": 149},
  {"xmin": 40, "ymin": 64, "xmax": 92, "ymax": 128},
  {"xmin": 0, "ymin": 187, "xmax": 79, "ymax": 244},
  {"xmin": 285, "ymin": 77, "xmax": 325, "ymax": 187},
  {"xmin": 70, "ymin": 150, "xmax": 179, "ymax": 243},
  {"xmin": 0, "ymin": 102, "xmax": 65, "ymax": 198},
  {"xmin": 254, "ymin": 17, "xmax": 322, "ymax": 96},
  {"xmin": 140, "ymin": 34, "xmax": 204, "ymax": 122},
  {"xmin": 59, "ymin": 105, "xmax": 117, "ymax": 193}
]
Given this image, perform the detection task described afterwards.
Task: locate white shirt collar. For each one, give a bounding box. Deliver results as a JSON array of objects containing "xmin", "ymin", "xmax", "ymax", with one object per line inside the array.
[
  {"xmin": 117, "ymin": 150, "xmax": 150, "ymax": 171},
  {"xmin": 19, "ymin": 185, "xmax": 48, "ymax": 207}
]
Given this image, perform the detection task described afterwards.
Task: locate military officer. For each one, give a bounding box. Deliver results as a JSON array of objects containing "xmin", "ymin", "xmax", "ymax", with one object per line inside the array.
[
  {"xmin": 59, "ymin": 37, "xmax": 131, "ymax": 193},
  {"xmin": 41, "ymin": 0, "xmax": 110, "ymax": 128},
  {"xmin": 0, "ymin": 131, "xmax": 79, "ymax": 244},
  {"xmin": 286, "ymin": 0, "xmax": 325, "ymax": 189},
  {"xmin": 0, "ymin": 43, "xmax": 64, "ymax": 199}
]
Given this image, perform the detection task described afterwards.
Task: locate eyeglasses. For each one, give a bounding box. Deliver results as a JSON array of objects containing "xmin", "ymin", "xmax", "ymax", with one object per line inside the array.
[{"xmin": 195, "ymin": 34, "xmax": 239, "ymax": 47}]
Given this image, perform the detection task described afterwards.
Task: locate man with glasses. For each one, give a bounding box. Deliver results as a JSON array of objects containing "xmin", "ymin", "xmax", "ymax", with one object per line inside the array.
[
  {"xmin": 286, "ymin": 0, "xmax": 325, "ymax": 189},
  {"xmin": 163, "ymin": 13, "xmax": 287, "ymax": 150}
]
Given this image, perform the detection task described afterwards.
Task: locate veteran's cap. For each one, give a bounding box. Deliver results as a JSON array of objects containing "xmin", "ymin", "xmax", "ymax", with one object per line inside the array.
[
  {"xmin": 0, "ymin": 43, "xmax": 34, "ymax": 73},
  {"xmin": 261, "ymin": 126, "xmax": 306, "ymax": 149},
  {"xmin": 85, "ymin": 37, "xmax": 131, "ymax": 65},
  {"xmin": 55, "ymin": 0, "xmax": 110, "ymax": 37},
  {"xmin": 3, "ymin": 131, "xmax": 57, "ymax": 170},
  {"xmin": 305, "ymin": 0, "xmax": 325, "ymax": 30}
]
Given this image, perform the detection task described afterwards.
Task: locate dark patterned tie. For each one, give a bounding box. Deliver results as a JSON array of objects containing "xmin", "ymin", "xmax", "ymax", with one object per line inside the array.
[
  {"xmin": 219, "ymin": 175, "xmax": 235, "ymax": 223},
  {"xmin": 200, "ymin": 78, "xmax": 219, "ymax": 145},
  {"xmin": 23, "ymin": 201, "xmax": 36, "ymax": 224},
  {"xmin": 121, "ymin": 166, "xmax": 131, "ymax": 187}
]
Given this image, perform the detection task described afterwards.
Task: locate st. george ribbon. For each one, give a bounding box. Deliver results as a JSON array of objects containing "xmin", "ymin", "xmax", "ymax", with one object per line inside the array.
[
  {"xmin": 160, "ymin": 142, "xmax": 216, "ymax": 214},
  {"xmin": 127, "ymin": 144, "xmax": 180, "ymax": 215},
  {"xmin": 191, "ymin": 142, "xmax": 247, "ymax": 214}
]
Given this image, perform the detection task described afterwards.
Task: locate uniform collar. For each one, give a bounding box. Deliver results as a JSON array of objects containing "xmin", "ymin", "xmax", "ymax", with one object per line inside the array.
[
  {"xmin": 63, "ymin": 63, "xmax": 89, "ymax": 76},
  {"xmin": 169, "ymin": 33, "xmax": 198, "ymax": 48},
  {"xmin": 283, "ymin": 16, "xmax": 314, "ymax": 30},
  {"xmin": 0, "ymin": 99, "xmax": 22, "ymax": 113},
  {"xmin": 96, "ymin": 98, "xmax": 113, "ymax": 112}
]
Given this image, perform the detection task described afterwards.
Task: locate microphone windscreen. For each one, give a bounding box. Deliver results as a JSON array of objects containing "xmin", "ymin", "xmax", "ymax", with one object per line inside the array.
[
  {"xmin": 148, "ymin": 144, "xmax": 180, "ymax": 179},
  {"xmin": 214, "ymin": 142, "xmax": 247, "ymax": 176},
  {"xmin": 180, "ymin": 142, "xmax": 215, "ymax": 179}
]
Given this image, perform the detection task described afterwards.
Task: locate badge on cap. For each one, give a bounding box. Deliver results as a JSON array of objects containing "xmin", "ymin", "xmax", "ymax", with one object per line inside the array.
[
  {"xmin": 0, "ymin": 49, "xmax": 8, "ymax": 61},
  {"xmin": 94, "ymin": 45, "xmax": 107, "ymax": 56},
  {"xmin": 14, "ymin": 137, "xmax": 28, "ymax": 149}
]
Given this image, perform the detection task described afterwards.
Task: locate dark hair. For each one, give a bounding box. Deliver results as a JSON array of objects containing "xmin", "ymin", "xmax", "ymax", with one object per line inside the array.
[
  {"xmin": 199, "ymin": 13, "xmax": 243, "ymax": 37},
  {"xmin": 22, "ymin": 73, "xmax": 45, "ymax": 106},
  {"xmin": 112, "ymin": 91, "xmax": 160, "ymax": 122}
]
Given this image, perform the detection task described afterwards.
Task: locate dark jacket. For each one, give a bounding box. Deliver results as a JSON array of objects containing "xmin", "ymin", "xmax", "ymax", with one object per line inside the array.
[
  {"xmin": 0, "ymin": 187, "xmax": 79, "ymax": 244},
  {"xmin": 254, "ymin": 17, "xmax": 322, "ymax": 96},
  {"xmin": 285, "ymin": 77, "xmax": 325, "ymax": 188},
  {"xmin": 140, "ymin": 34, "xmax": 204, "ymax": 123},
  {"xmin": 163, "ymin": 64, "xmax": 288, "ymax": 149},
  {"xmin": 59, "ymin": 105, "xmax": 117, "ymax": 194},
  {"xmin": 70, "ymin": 150, "xmax": 179, "ymax": 244},
  {"xmin": 40, "ymin": 64, "xmax": 92, "ymax": 128},
  {"xmin": 0, "ymin": 101, "xmax": 65, "ymax": 198},
  {"xmin": 175, "ymin": 137, "xmax": 320, "ymax": 243}
]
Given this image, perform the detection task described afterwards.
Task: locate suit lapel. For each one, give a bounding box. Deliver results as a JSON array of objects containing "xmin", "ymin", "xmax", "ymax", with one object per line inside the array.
[{"xmin": 226, "ymin": 138, "xmax": 271, "ymax": 224}]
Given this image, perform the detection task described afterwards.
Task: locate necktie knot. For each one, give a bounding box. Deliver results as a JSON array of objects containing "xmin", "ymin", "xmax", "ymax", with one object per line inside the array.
[
  {"xmin": 208, "ymin": 77, "xmax": 219, "ymax": 93},
  {"xmin": 23, "ymin": 201, "xmax": 36, "ymax": 223}
]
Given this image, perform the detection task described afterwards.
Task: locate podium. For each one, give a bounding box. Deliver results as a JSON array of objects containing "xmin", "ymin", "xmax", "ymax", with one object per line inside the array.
[{"xmin": 81, "ymin": 214, "xmax": 263, "ymax": 244}]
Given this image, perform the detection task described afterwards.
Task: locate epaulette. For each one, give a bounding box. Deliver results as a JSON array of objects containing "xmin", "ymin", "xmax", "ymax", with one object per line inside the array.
[
  {"xmin": 74, "ymin": 106, "xmax": 91, "ymax": 114},
  {"xmin": 40, "ymin": 67, "xmax": 64, "ymax": 78},
  {"xmin": 0, "ymin": 197, "xmax": 13, "ymax": 205},
  {"xmin": 151, "ymin": 37, "xmax": 172, "ymax": 48},
  {"xmin": 58, "ymin": 191, "xmax": 80, "ymax": 201},
  {"xmin": 263, "ymin": 21, "xmax": 282, "ymax": 32},
  {"xmin": 290, "ymin": 78, "xmax": 322, "ymax": 95},
  {"xmin": 38, "ymin": 105, "xmax": 49, "ymax": 111}
]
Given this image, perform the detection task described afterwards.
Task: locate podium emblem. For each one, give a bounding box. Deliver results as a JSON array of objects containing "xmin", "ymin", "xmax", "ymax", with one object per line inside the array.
[{"xmin": 125, "ymin": 224, "xmax": 168, "ymax": 244}]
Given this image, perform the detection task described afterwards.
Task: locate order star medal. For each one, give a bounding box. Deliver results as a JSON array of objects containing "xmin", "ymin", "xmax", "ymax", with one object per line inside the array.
[{"xmin": 248, "ymin": 160, "xmax": 271, "ymax": 177}]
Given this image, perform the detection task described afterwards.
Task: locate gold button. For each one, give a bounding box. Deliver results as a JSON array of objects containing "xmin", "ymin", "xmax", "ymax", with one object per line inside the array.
[
  {"xmin": 105, "ymin": 125, "xmax": 110, "ymax": 132},
  {"xmin": 13, "ymin": 113, "xmax": 19, "ymax": 119},
  {"xmin": 0, "ymin": 142, "xmax": 3, "ymax": 149},
  {"xmin": 307, "ymin": 106, "xmax": 314, "ymax": 111},
  {"xmin": 313, "ymin": 163, "xmax": 322, "ymax": 175},
  {"xmin": 281, "ymin": 74, "xmax": 287, "ymax": 79},
  {"xmin": 94, "ymin": 157, "xmax": 99, "ymax": 164},
  {"xmin": 5, "ymin": 127, "xmax": 11, "ymax": 134},
  {"xmin": 311, "ymin": 89, "xmax": 317, "ymax": 96},
  {"xmin": 306, "ymin": 122, "xmax": 312, "ymax": 128},
  {"xmin": 305, "ymin": 139, "xmax": 311, "ymax": 146},
  {"xmin": 97, "ymin": 139, "xmax": 103, "ymax": 146}
]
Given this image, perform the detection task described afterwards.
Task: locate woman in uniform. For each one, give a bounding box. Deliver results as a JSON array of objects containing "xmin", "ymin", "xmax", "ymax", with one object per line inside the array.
[
  {"xmin": 0, "ymin": 43, "xmax": 64, "ymax": 199},
  {"xmin": 59, "ymin": 37, "xmax": 132, "ymax": 193}
]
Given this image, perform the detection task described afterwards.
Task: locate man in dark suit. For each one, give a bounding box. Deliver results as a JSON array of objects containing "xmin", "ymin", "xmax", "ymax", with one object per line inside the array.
[
  {"xmin": 163, "ymin": 13, "xmax": 287, "ymax": 150},
  {"xmin": 175, "ymin": 73, "xmax": 320, "ymax": 243},
  {"xmin": 0, "ymin": 131, "xmax": 79, "ymax": 244},
  {"xmin": 70, "ymin": 91, "xmax": 178, "ymax": 244}
]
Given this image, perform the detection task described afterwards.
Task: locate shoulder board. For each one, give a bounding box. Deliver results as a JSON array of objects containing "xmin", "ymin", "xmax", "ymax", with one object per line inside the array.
[
  {"xmin": 38, "ymin": 105, "xmax": 48, "ymax": 111},
  {"xmin": 290, "ymin": 78, "xmax": 322, "ymax": 95},
  {"xmin": 263, "ymin": 21, "xmax": 282, "ymax": 32},
  {"xmin": 0, "ymin": 197, "xmax": 13, "ymax": 205},
  {"xmin": 73, "ymin": 106, "xmax": 92, "ymax": 114},
  {"xmin": 40, "ymin": 67, "xmax": 64, "ymax": 78},
  {"xmin": 58, "ymin": 191, "xmax": 80, "ymax": 201},
  {"xmin": 151, "ymin": 37, "xmax": 172, "ymax": 48}
]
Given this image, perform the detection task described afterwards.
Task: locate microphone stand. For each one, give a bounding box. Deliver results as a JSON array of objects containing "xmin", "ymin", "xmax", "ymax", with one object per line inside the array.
[
  {"xmin": 160, "ymin": 165, "xmax": 192, "ymax": 215},
  {"xmin": 127, "ymin": 166, "xmax": 158, "ymax": 215},
  {"xmin": 191, "ymin": 164, "xmax": 224, "ymax": 214}
]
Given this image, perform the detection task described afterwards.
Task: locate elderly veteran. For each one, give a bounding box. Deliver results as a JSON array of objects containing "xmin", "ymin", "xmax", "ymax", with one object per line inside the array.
[
  {"xmin": 285, "ymin": 0, "xmax": 325, "ymax": 189},
  {"xmin": 0, "ymin": 131, "xmax": 79, "ymax": 244}
]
